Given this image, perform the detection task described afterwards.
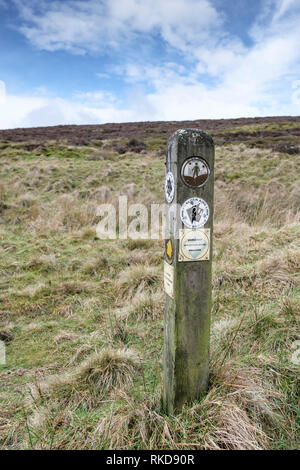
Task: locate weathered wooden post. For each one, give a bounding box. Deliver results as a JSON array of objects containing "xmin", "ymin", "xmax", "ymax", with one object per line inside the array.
[{"xmin": 163, "ymin": 129, "xmax": 214, "ymax": 414}]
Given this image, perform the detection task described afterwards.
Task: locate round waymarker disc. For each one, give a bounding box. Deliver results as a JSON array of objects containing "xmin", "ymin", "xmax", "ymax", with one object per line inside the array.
[
  {"xmin": 165, "ymin": 172, "xmax": 175, "ymax": 203},
  {"xmin": 180, "ymin": 197, "xmax": 209, "ymax": 229},
  {"xmin": 181, "ymin": 157, "xmax": 210, "ymax": 188}
]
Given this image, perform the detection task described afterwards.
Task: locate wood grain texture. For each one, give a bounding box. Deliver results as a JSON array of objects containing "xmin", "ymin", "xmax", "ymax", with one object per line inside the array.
[{"xmin": 163, "ymin": 129, "xmax": 214, "ymax": 414}]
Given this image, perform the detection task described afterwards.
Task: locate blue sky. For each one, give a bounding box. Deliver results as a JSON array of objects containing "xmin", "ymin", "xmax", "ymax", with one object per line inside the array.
[{"xmin": 0, "ymin": 0, "xmax": 300, "ymax": 129}]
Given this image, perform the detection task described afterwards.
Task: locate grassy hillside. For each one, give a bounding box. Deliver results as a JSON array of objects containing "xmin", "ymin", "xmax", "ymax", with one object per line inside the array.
[{"xmin": 0, "ymin": 118, "xmax": 299, "ymax": 449}]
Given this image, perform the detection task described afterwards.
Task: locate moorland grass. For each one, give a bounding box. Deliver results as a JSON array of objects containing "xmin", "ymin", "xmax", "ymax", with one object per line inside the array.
[{"xmin": 0, "ymin": 126, "xmax": 299, "ymax": 449}]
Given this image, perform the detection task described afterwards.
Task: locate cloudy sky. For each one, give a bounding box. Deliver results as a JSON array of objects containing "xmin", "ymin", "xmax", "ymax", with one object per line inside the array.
[{"xmin": 0, "ymin": 0, "xmax": 300, "ymax": 129}]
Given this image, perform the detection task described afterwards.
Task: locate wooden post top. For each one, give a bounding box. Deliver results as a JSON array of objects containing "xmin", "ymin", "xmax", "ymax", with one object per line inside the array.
[{"xmin": 166, "ymin": 128, "xmax": 214, "ymax": 231}]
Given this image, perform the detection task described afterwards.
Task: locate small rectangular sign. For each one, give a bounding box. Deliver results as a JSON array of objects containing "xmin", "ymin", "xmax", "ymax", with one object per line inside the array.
[
  {"xmin": 164, "ymin": 261, "xmax": 174, "ymax": 298},
  {"xmin": 0, "ymin": 340, "xmax": 6, "ymax": 365},
  {"xmin": 178, "ymin": 228, "xmax": 210, "ymax": 262}
]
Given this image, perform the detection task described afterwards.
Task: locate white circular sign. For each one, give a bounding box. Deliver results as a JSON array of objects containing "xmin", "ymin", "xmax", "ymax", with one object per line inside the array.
[
  {"xmin": 179, "ymin": 229, "xmax": 210, "ymax": 261},
  {"xmin": 165, "ymin": 172, "xmax": 175, "ymax": 203},
  {"xmin": 180, "ymin": 197, "xmax": 209, "ymax": 228}
]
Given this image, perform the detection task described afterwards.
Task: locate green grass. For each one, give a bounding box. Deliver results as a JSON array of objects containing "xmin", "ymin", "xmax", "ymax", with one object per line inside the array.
[{"xmin": 0, "ymin": 127, "xmax": 299, "ymax": 449}]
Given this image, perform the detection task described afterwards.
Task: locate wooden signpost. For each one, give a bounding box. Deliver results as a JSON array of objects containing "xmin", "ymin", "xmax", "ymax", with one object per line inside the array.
[{"xmin": 163, "ymin": 129, "xmax": 214, "ymax": 414}]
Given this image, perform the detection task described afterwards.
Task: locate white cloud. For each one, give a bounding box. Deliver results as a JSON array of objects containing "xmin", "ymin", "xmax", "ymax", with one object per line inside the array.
[
  {"xmin": 0, "ymin": 81, "xmax": 47, "ymax": 129},
  {"xmin": 116, "ymin": 0, "xmax": 300, "ymax": 120},
  {"xmin": 14, "ymin": 0, "xmax": 300, "ymax": 83},
  {"xmin": 15, "ymin": 0, "xmax": 223, "ymax": 54},
  {"xmin": 272, "ymin": 0, "xmax": 300, "ymax": 22},
  {"xmin": 1, "ymin": 67, "xmax": 299, "ymax": 131},
  {"xmin": 0, "ymin": 81, "xmax": 138, "ymax": 129},
  {"xmin": 0, "ymin": 80, "xmax": 6, "ymax": 104},
  {"xmin": 72, "ymin": 90, "xmax": 117, "ymax": 106}
]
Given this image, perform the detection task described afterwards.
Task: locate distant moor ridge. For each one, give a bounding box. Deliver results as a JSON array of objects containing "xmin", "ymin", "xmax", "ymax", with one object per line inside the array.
[{"xmin": 0, "ymin": 116, "xmax": 300, "ymax": 154}]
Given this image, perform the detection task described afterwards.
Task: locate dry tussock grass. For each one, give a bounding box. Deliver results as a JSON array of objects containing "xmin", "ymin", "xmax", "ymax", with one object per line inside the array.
[
  {"xmin": 26, "ymin": 194, "xmax": 99, "ymax": 235},
  {"xmin": 72, "ymin": 348, "xmax": 139, "ymax": 391},
  {"xmin": 53, "ymin": 331, "xmax": 79, "ymax": 343},
  {"xmin": 26, "ymin": 348, "xmax": 140, "ymax": 414},
  {"xmin": 257, "ymin": 250, "xmax": 300, "ymax": 288},
  {"xmin": 26, "ymin": 254, "xmax": 58, "ymax": 271},
  {"xmin": 117, "ymin": 290, "xmax": 164, "ymax": 320},
  {"xmin": 213, "ymin": 224, "xmax": 299, "ymax": 294},
  {"xmin": 12, "ymin": 282, "xmax": 47, "ymax": 299},
  {"xmin": 22, "ymin": 321, "xmax": 58, "ymax": 333},
  {"xmin": 68, "ymin": 344, "xmax": 95, "ymax": 366},
  {"xmin": 212, "ymin": 299, "xmax": 299, "ymax": 361},
  {"xmin": 1, "ymin": 139, "xmax": 299, "ymax": 449},
  {"xmin": 17, "ymin": 192, "xmax": 38, "ymax": 208},
  {"xmin": 202, "ymin": 403, "xmax": 266, "ymax": 450},
  {"xmin": 211, "ymin": 364, "xmax": 284, "ymax": 427},
  {"xmin": 52, "ymin": 280, "xmax": 97, "ymax": 295},
  {"xmin": 86, "ymin": 361, "xmax": 283, "ymax": 450},
  {"xmin": 280, "ymin": 296, "xmax": 300, "ymax": 317},
  {"xmin": 0, "ymin": 182, "xmax": 6, "ymax": 199},
  {"xmin": 81, "ymin": 256, "xmax": 108, "ymax": 274},
  {"xmin": 93, "ymin": 391, "xmax": 170, "ymax": 449},
  {"xmin": 214, "ymin": 177, "xmax": 299, "ymax": 228},
  {"xmin": 201, "ymin": 365, "xmax": 291, "ymax": 450},
  {"xmin": 115, "ymin": 264, "xmax": 162, "ymax": 299},
  {"xmin": 103, "ymin": 313, "xmax": 130, "ymax": 345}
]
